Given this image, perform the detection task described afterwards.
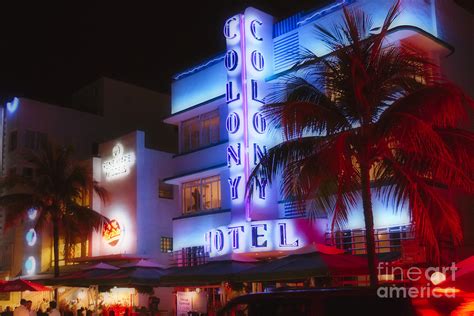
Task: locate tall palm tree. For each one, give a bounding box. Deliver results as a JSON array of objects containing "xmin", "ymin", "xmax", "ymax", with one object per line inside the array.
[
  {"xmin": 248, "ymin": 2, "xmax": 474, "ymax": 286},
  {"xmin": 0, "ymin": 142, "xmax": 108, "ymax": 279}
]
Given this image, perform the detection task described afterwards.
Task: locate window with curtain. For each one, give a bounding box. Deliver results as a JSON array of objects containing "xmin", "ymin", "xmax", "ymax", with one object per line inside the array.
[
  {"xmin": 181, "ymin": 110, "xmax": 220, "ymax": 153},
  {"xmin": 182, "ymin": 175, "xmax": 221, "ymax": 213}
]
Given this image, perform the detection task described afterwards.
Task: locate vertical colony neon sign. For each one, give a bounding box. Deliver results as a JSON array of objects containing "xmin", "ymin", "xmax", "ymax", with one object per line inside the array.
[{"xmin": 224, "ymin": 8, "xmax": 273, "ymax": 222}]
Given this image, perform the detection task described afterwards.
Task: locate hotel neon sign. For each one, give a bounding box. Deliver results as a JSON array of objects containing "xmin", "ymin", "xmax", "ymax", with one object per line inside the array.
[
  {"xmin": 205, "ymin": 219, "xmax": 302, "ymax": 257},
  {"xmin": 224, "ymin": 7, "xmax": 273, "ymax": 221}
]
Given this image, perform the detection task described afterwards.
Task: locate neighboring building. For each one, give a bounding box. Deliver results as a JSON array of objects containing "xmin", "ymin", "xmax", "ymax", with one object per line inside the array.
[
  {"xmin": 90, "ymin": 130, "xmax": 178, "ymax": 263},
  {"xmin": 89, "ymin": 130, "xmax": 179, "ymax": 311},
  {"xmin": 0, "ymin": 77, "xmax": 176, "ymax": 280},
  {"xmin": 71, "ymin": 77, "xmax": 177, "ymax": 153},
  {"xmin": 164, "ymin": 0, "xmax": 473, "ymax": 313}
]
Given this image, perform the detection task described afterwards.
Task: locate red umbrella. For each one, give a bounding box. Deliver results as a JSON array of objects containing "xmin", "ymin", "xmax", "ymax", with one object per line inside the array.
[{"xmin": 0, "ymin": 279, "xmax": 52, "ymax": 292}]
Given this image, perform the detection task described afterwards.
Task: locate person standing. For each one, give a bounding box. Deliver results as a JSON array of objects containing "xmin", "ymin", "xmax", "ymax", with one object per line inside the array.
[
  {"xmin": 47, "ymin": 302, "xmax": 59, "ymax": 316},
  {"xmin": 26, "ymin": 301, "xmax": 36, "ymax": 316},
  {"xmin": 13, "ymin": 300, "xmax": 28, "ymax": 316}
]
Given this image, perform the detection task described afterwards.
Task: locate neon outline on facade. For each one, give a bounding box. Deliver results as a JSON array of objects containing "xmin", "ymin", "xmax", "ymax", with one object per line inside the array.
[
  {"xmin": 205, "ymin": 219, "xmax": 301, "ymax": 256},
  {"xmin": 224, "ymin": 8, "xmax": 272, "ymax": 221}
]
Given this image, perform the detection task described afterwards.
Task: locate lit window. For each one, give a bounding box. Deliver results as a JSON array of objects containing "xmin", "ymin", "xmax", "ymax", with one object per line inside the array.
[
  {"xmin": 161, "ymin": 237, "xmax": 173, "ymax": 253},
  {"xmin": 52, "ymin": 237, "xmax": 89, "ymax": 267},
  {"xmin": 182, "ymin": 175, "xmax": 221, "ymax": 213},
  {"xmin": 159, "ymin": 181, "xmax": 174, "ymax": 199},
  {"xmin": 181, "ymin": 110, "xmax": 220, "ymax": 153}
]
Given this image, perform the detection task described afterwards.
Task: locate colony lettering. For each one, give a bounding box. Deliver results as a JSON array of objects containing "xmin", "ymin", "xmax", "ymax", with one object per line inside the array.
[
  {"xmin": 206, "ymin": 219, "xmax": 302, "ymax": 256},
  {"xmin": 224, "ymin": 7, "xmax": 273, "ymax": 220}
]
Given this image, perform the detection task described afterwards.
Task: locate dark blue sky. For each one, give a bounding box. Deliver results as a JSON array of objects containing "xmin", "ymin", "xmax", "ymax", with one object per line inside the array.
[{"xmin": 0, "ymin": 1, "xmax": 327, "ymax": 106}]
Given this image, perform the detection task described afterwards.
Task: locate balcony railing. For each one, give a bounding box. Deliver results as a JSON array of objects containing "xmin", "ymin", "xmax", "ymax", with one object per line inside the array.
[
  {"xmin": 169, "ymin": 246, "xmax": 209, "ymax": 268},
  {"xmin": 325, "ymin": 225, "xmax": 416, "ymax": 255}
]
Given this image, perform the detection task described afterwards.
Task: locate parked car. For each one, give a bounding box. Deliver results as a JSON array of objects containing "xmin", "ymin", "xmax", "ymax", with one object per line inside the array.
[{"xmin": 217, "ymin": 287, "xmax": 417, "ymax": 316}]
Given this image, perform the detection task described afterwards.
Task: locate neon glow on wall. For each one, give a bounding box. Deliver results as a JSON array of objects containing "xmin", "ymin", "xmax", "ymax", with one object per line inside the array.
[
  {"xmin": 24, "ymin": 206, "xmax": 39, "ymax": 275},
  {"xmin": 224, "ymin": 7, "xmax": 273, "ymax": 222},
  {"xmin": 24, "ymin": 256, "xmax": 36, "ymax": 275},
  {"xmin": 6, "ymin": 97, "xmax": 19, "ymax": 113},
  {"xmin": 27, "ymin": 208, "xmax": 38, "ymax": 220},
  {"xmin": 25, "ymin": 228, "xmax": 37, "ymax": 246}
]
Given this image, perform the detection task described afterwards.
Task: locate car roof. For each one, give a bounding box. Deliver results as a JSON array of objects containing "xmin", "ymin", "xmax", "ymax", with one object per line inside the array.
[{"xmin": 225, "ymin": 287, "xmax": 380, "ymax": 304}]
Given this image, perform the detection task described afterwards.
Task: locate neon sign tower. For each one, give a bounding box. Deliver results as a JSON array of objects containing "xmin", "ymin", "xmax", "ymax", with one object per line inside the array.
[{"xmin": 224, "ymin": 7, "xmax": 275, "ymax": 223}]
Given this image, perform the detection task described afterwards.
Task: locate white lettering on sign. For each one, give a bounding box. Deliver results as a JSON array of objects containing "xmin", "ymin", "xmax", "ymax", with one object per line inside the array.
[
  {"xmin": 205, "ymin": 219, "xmax": 302, "ymax": 257},
  {"xmin": 102, "ymin": 144, "xmax": 135, "ymax": 180},
  {"xmin": 224, "ymin": 8, "xmax": 274, "ymax": 221}
]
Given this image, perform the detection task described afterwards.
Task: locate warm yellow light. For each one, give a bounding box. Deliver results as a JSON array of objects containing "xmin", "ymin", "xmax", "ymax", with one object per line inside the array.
[
  {"xmin": 432, "ymin": 287, "xmax": 461, "ymax": 295},
  {"xmin": 430, "ymin": 272, "xmax": 446, "ymax": 285}
]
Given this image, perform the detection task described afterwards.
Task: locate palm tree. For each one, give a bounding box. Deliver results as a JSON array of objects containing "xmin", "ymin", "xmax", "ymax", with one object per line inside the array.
[
  {"xmin": 0, "ymin": 142, "xmax": 108, "ymax": 279},
  {"xmin": 248, "ymin": 2, "xmax": 474, "ymax": 286}
]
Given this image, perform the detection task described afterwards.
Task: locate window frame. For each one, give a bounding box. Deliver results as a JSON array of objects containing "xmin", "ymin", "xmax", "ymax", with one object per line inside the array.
[
  {"xmin": 180, "ymin": 109, "xmax": 220, "ymax": 153},
  {"xmin": 160, "ymin": 236, "xmax": 173, "ymax": 253},
  {"xmin": 182, "ymin": 175, "xmax": 221, "ymax": 214},
  {"xmin": 159, "ymin": 180, "xmax": 175, "ymax": 199}
]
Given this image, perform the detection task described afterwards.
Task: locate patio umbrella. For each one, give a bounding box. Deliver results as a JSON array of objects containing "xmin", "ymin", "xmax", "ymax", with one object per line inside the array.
[
  {"xmin": 160, "ymin": 260, "xmax": 260, "ymax": 286},
  {"xmin": 236, "ymin": 251, "xmax": 369, "ymax": 282},
  {"xmin": 49, "ymin": 262, "xmax": 120, "ymax": 287},
  {"xmin": 0, "ymin": 279, "xmax": 52, "ymax": 292},
  {"xmin": 96, "ymin": 259, "xmax": 168, "ymax": 287}
]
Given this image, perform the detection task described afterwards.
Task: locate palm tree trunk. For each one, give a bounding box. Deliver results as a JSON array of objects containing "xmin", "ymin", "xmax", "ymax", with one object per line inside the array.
[
  {"xmin": 53, "ymin": 216, "xmax": 60, "ymax": 301},
  {"xmin": 360, "ymin": 160, "xmax": 378, "ymax": 287}
]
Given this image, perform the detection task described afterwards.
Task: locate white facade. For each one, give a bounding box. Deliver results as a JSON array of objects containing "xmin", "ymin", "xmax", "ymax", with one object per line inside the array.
[
  {"xmin": 91, "ymin": 130, "xmax": 179, "ymax": 262},
  {"xmin": 0, "ymin": 77, "xmax": 176, "ymax": 279},
  {"xmin": 166, "ymin": 0, "xmax": 474, "ymax": 262}
]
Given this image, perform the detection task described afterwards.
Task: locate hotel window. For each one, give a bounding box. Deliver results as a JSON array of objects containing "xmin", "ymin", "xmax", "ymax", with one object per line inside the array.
[
  {"xmin": 51, "ymin": 237, "xmax": 89, "ymax": 267},
  {"xmin": 181, "ymin": 110, "xmax": 220, "ymax": 152},
  {"xmin": 161, "ymin": 236, "xmax": 173, "ymax": 253},
  {"xmin": 159, "ymin": 180, "xmax": 174, "ymax": 199},
  {"xmin": 182, "ymin": 175, "xmax": 221, "ymax": 213}
]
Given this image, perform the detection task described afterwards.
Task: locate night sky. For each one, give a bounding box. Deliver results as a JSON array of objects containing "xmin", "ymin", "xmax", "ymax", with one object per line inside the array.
[{"xmin": 0, "ymin": 1, "xmax": 327, "ymax": 107}]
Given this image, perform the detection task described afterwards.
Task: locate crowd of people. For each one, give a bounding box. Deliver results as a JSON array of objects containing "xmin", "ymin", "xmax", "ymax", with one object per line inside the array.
[
  {"xmin": 0, "ymin": 299, "xmax": 59, "ymax": 316},
  {"xmin": 1, "ymin": 299, "xmax": 134, "ymax": 316}
]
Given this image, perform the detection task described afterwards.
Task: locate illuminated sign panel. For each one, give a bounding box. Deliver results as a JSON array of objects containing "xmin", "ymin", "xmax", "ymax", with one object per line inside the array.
[
  {"xmin": 224, "ymin": 8, "xmax": 273, "ymax": 221},
  {"xmin": 25, "ymin": 228, "xmax": 37, "ymax": 246},
  {"xmin": 23, "ymin": 208, "xmax": 39, "ymax": 276},
  {"xmin": 102, "ymin": 219, "xmax": 123, "ymax": 247},
  {"xmin": 205, "ymin": 219, "xmax": 302, "ymax": 257},
  {"xmin": 27, "ymin": 208, "xmax": 38, "ymax": 220},
  {"xmin": 102, "ymin": 144, "xmax": 135, "ymax": 180},
  {"xmin": 24, "ymin": 256, "xmax": 36, "ymax": 275}
]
